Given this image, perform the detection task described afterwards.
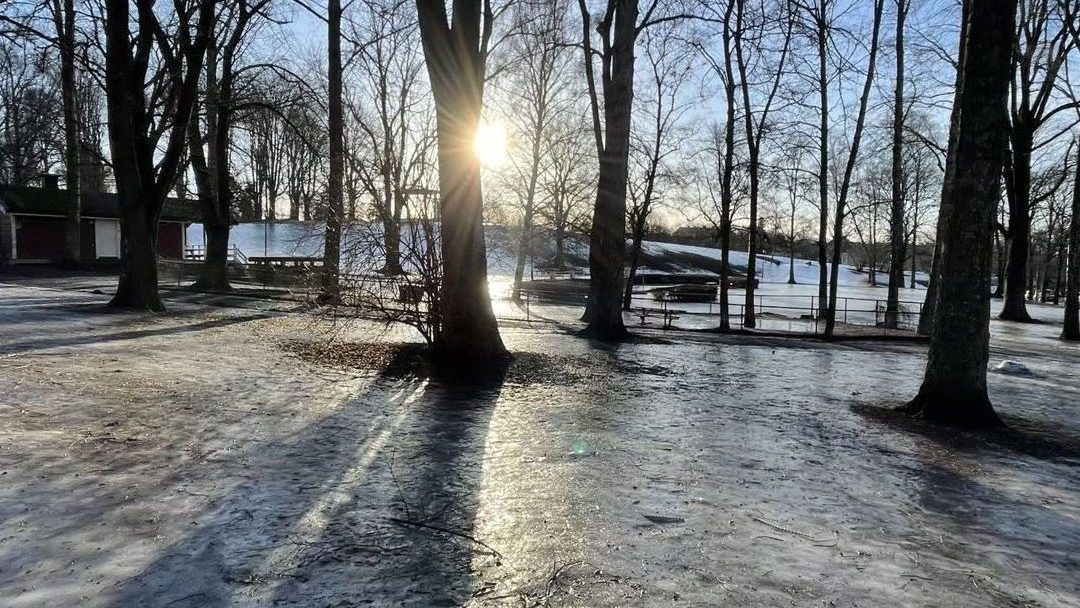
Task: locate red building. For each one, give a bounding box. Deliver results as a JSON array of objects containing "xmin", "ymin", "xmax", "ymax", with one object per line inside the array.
[{"xmin": 0, "ymin": 180, "xmax": 198, "ymax": 265}]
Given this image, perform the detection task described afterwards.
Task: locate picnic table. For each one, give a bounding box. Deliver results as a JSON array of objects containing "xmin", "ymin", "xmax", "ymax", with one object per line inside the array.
[{"xmin": 635, "ymin": 307, "xmax": 684, "ymax": 329}]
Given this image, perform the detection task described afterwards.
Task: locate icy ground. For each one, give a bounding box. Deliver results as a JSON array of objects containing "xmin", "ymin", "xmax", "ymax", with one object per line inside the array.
[{"xmin": 1, "ymin": 277, "xmax": 1078, "ymax": 607}]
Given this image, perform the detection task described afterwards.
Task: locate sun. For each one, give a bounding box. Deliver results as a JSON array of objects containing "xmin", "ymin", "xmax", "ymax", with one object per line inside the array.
[{"xmin": 473, "ymin": 120, "xmax": 508, "ymax": 169}]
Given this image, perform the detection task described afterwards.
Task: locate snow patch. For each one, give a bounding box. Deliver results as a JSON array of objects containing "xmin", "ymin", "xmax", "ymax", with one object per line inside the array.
[{"xmin": 993, "ymin": 360, "xmax": 1034, "ymax": 376}]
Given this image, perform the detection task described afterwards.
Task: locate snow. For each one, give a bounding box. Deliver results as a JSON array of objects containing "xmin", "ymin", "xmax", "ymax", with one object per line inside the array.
[
  {"xmin": 186, "ymin": 223, "xmax": 927, "ymax": 289},
  {"xmin": 1, "ymin": 275, "xmax": 1079, "ymax": 607},
  {"xmin": 994, "ymin": 360, "xmax": 1035, "ymax": 376}
]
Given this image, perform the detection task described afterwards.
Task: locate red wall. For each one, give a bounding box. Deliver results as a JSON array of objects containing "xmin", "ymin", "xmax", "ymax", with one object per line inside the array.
[
  {"xmin": 156, "ymin": 222, "xmax": 184, "ymax": 259},
  {"xmin": 15, "ymin": 217, "xmax": 66, "ymax": 262},
  {"xmin": 12, "ymin": 216, "xmax": 185, "ymax": 262}
]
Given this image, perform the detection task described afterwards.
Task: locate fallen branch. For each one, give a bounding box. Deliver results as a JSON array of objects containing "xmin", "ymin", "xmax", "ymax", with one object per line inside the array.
[{"xmin": 386, "ymin": 517, "xmax": 503, "ymax": 560}]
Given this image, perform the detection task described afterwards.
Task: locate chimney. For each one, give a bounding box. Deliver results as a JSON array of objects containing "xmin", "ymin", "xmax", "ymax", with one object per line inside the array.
[{"xmin": 40, "ymin": 174, "xmax": 60, "ymax": 190}]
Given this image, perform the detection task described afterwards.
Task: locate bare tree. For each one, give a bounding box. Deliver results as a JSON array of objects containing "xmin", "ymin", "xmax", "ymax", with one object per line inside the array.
[
  {"xmin": 103, "ymin": 0, "xmax": 216, "ymax": 310},
  {"xmin": 415, "ymin": 0, "xmax": 506, "ymax": 361},
  {"xmin": 734, "ymin": 0, "xmax": 793, "ymax": 327},
  {"xmin": 539, "ymin": 113, "xmax": 595, "ymax": 269},
  {"xmin": 903, "ymin": 0, "xmax": 1016, "ymax": 426},
  {"xmin": 622, "ymin": 21, "xmax": 693, "ymax": 310},
  {"xmin": 0, "ymin": 38, "xmax": 60, "ymax": 185},
  {"xmin": 884, "ymin": 0, "xmax": 911, "ymax": 327},
  {"xmin": 822, "ymin": 0, "xmax": 886, "ymax": 338},
  {"xmin": 999, "ymin": 0, "xmax": 1078, "ymax": 322},
  {"xmin": 348, "ymin": 0, "xmax": 432, "ymax": 275},
  {"xmin": 492, "ymin": 0, "xmax": 577, "ymax": 301},
  {"xmin": 188, "ymin": 0, "xmax": 274, "ymax": 291}
]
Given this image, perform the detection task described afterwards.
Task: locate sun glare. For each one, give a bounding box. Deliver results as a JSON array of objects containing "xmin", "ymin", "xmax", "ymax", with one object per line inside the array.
[{"xmin": 473, "ymin": 121, "xmax": 508, "ymax": 169}]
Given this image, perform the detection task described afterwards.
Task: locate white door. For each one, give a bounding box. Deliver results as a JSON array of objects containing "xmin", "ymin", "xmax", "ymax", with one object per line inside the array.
[{"xmin": 94, "ymin": 219, "xmax": 121, "ymax": 259}]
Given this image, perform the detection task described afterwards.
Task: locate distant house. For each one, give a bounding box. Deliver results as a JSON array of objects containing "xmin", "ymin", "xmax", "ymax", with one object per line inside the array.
[{"xmin": 0, "ymin": 178, "xmax": 198, "ymax": 265}]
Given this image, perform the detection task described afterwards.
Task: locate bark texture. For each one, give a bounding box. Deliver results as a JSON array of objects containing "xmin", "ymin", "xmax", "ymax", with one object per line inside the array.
[{"xmin": 904, "ymin": 0, "xmax": 1016, "ymax": 427}]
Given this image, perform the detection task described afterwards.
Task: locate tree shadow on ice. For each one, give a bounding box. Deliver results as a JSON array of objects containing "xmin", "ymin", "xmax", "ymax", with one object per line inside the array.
[
  {"xmin": 0, "ymin": 313, "xmax": 267, "ymax": 354},
  {"xmin": 852, "ymin": 402, "xmax": 1080, "ymax": 463},
  {"xmin": 103, "ymin": 367, "xmax": 505, "ymax": 607}
]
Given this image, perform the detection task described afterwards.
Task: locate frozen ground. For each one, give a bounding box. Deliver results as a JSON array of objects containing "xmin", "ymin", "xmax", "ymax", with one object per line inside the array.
[{"xmin": 1, "ymin": 275, "xmax": 1079, "ymax": 607}]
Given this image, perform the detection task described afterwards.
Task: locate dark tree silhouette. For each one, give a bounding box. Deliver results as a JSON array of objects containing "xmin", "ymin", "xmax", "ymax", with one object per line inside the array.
[
  {"xmin": 104, "ymin": 0, "xmax": 215, "ymax": 311},
  {"xmin": 884, "ymin": 0, "xmax": 910, "ymax": 328},
  {"xmin": 416, "ymin": 0, "xmax": 506, "ymax": 361},
  {"xmin": 320, "ymin": 0, "xmax": 344, "ymax": 303},
  {"xmin": 903, "ymin": 0, "xmax": 1017, "ymax": 426},
  {"xmin": 189, "ymin": 0, "xmax": 272, "ymax": 291}
]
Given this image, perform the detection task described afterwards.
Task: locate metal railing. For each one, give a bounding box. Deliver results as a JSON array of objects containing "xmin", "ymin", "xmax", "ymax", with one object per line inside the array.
[{"xmin": 183, "ymin": 245, "xmax": 248, "ymax": 264}]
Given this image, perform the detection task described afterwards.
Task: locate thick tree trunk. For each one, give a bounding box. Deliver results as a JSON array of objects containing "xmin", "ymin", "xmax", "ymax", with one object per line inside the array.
[
  {"xmin": 885, "ymin": 0, "xmax": 908, "ymax": 328},
  {"xmin": 111, "ymin": 192, "xmax": 164, "ymax": 311},
  {"xmin": 585, "ymin": 162, "xmax": 631, "ymax": 338},
  {"xmin": 198, "ymin": 232, "xmax": 230, "ymax": 289},
  {"xmin": 104, "ymin": 0, "xmax": 212, "ymax": 311},
  {"xmin": 417, "ymin": 0, "xmax": 505, "ymax": 361},
  {"xmin": 917, "ymin": 0, "xmax": 969, "ymax": 338},
  {"xmin": 198, "ymin": 222, "xmax": 231, "ymax": 290},
  {"xmin": 1063, "ymin": 142, "xmax": 1080, "ymax": 340},
  {"xmin": 904, "ymin": 0, "xmax": 1014, "ymax": 427}
]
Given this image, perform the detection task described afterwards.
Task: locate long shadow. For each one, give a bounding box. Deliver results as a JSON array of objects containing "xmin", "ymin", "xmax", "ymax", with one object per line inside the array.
[
  {"xmin": 0, "ymin": 314, "xmax": 268, "ymax": 355},
  {"xmin": 910, "ymin": 455, "xmax": 1080, "ymax": 602},
  {"xmin": 95, "ymin": 363, "xmax": 506, "ymax": 607},
  {"xmin": 267, "ymin": 378, "xmax": 506, "ymax": 606}
]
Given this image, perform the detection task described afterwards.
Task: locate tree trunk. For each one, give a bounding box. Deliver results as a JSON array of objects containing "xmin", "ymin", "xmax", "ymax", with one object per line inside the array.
[
  {"xmin": 383, "ymin": 191, "xmax": 403, "ymax": 275},
  {"xmin": 992, "ymin": 231, "xmax": 1007, "ymax": 297},
  {"xmin": 623, "ymin": 227, "xmax": 645, "ymax": 310},
  {"xmin": 904, "ymin": 0, "xmax": 1014, "ymax": 427},
  {"xmin": 825, "ymin": 0, "xmax": 884, "ymax": 338},
  {"xmin": 885, "ymin": 0, "xmax": 908, "ymax": 328},
  {"xmin": 581, "ymin": 0, "xmax": 637, "ymax": 341},
  {"xmin": 554, "ymin": 226, "xmax": 566, "ymax": 269},
  {"xmin": 1063, "ymin": 141, "xmax": 1080, "ymax": 340},
  {"xmin": 917, "ymin": 0, "xmax": 969, "ymax": 338},
  {"xmin": 417, "ymin": 0, "xmax": 505, "ymax": 361},
  {"xmin": 1001, "ymin": 127, "xmax": 1033, "ymax": 321},
  {"xmin": 58, "ymin": 0, "xmax": 81, "ymax": 269},
  {"xmin": 104, "ymin": 0, "xmax": 213, "ymax": 311},
  {"xmin": 320, "ymin": 0, "xmax": 343, "ymax": 303},
  {"xmin": 512, "ymin": 209, "xmax": 533, "ymax": 302},
  {"xmin": 816, "ymin": 15, "xmax": 829, "ymax": 319},
  {"xmin": 112, "ymin": 191, "xmax": 164, "ymax": 310}
]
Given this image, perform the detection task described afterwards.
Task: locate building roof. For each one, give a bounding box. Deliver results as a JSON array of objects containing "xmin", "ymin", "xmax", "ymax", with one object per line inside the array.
[{"xmin": 0, "ymin": 184, "xmax": 200, "ymax": 223}]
